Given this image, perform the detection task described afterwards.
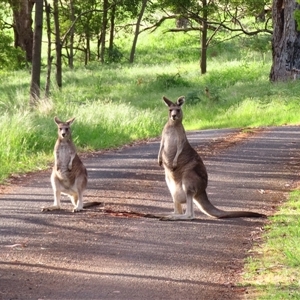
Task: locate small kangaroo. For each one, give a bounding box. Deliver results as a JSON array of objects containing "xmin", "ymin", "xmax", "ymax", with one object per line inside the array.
[
  {"xmin": 157, "ymin": 96, "xmax": 266, "ymax": 220},
  {"xmin": 42, "ymin": 117, "xmax": 99, "ymax": 213}
]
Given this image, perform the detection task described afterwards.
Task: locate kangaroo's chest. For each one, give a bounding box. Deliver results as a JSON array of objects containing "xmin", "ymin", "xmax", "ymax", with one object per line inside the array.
[
  {"xmin": 164, "ymin": 133, "xmax": 178, "ymax": 154},
  {"xmin": 55, "ymin": 144, "xmax": 73, "ymax": 167},
  {"xmin": 163, "ymin": 127, "xmax": 185, "ymax": 157}
]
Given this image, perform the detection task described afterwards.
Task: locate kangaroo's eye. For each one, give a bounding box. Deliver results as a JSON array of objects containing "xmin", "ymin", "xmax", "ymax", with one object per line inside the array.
[{"xmin": 177, "ymin": 109, "xmax": 180, "ymax": 112}]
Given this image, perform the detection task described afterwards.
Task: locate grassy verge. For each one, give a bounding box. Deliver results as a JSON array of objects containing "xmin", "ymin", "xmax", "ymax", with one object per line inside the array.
[{"xmin": 242, "ymin": 190, "xmax": 300, "ymax": 299}]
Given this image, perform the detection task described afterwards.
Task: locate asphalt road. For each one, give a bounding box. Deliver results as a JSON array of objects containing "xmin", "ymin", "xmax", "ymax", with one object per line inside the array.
[{"xmin": 1, "ymin": 126, "xmax": 300, "ymax": 300}]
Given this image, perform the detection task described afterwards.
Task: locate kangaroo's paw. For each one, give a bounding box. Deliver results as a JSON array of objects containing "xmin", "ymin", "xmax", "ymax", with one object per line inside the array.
[
  {"xmin": 41, "ymin": 205, "xmax": 62, "ymax": 212},
  {"xmin": 72, "ymin": 206, "xmax": 84, "ymax": 213}
]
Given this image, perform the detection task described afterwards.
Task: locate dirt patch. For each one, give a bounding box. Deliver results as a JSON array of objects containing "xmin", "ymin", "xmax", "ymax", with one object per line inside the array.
[{"xmin": 195, "ymin": 128, "xmax": 265, "ymax": 157}]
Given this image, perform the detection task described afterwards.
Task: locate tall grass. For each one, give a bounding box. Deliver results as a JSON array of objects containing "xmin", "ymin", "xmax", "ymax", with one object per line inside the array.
[{"xmin": 0, "ymin": 112, "xmax": 52, "ymax": 182}]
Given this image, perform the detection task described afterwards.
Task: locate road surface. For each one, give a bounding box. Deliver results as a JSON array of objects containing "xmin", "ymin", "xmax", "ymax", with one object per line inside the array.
[{"xmin": 1, "ymin": 126, "xmax": 300, "ymax": 300}]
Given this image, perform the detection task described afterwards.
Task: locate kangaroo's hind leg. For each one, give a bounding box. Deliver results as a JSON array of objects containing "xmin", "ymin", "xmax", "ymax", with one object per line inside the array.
[
  {"xmin": 71, "ymin": 192, "xmax": 84, "ymax": 212},
  {"xmin": 165, "ymin": 172, "xmax": 184, "ymax": 214},
  {"xmin": 159, "ymin": 172, "xmax": 196, "ymax": 221},
  {"xmin": 71, "ymin": 175, "xmax": 86, "ymax": 212},
  {"xmin": 42, "ymin": 176, "xmax": 62, "ymax": 212}
]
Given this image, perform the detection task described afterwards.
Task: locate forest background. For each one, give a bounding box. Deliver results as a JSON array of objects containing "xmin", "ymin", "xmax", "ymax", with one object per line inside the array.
[
  {"xmin": 1, "ymin": 1, "xmax": 300, "ymax": 298},
  {"xmin": 1, "ymin": 0, "xmax": 300, "ymax": 183}
]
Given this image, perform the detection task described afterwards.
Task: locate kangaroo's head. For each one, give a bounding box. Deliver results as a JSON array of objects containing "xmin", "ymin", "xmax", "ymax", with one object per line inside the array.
[
  {"xmin": 163, "ymin": 96, "xmax": 185, "ymax": 122},
  {"xmin": 54, "ymin": 116, "xmax": 75, "ymax": 140}
]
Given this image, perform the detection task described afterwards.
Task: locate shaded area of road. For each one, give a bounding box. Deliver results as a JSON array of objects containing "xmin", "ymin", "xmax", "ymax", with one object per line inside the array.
[{"xmin": 1, "ymin": 127, "xmax": 300, "ymax": 300}]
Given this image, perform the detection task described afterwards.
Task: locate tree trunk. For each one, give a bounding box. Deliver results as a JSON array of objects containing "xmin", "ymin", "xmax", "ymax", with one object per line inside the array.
[
  {"xmin": 270, "ymin": 0, "xmax": 297, "ymax": 81},
  {"xmin": 69, "ymin": 0, "xmax": 75, "ymax": 69},
  {"xmin": 44, "ymin": 0, "xmax": 52, "ymax": 98},
  {"xmin": 109, "ymin": 4, "xmax": 116, "ymax": 57},
  {"xmin": 100, "ymin": 0, "xmax": 109, "ymax": 63},
  {"xmin": 285, "ymin": 2, "xmax": 300, "ymax": 77},
  {"xmin": 9, "ymin": 0, "xmax": 34, "ymax": 62},
  {"xmin": 129, "ymin": 0, "xmax": 148, "ymax": 63},
  {"xmin": 85, "ymin": 36, "xmax": 91, "ymax": 65},
  {"xmin": 30, "ymin": 0, "xmax": 43, "ymax": 106},
  {"xmin": 53, "ymin": 0, "xmax": 62, "ymax": 89},
  {"xmin": 200, "ymin": 0, "xmax": 208, "ymax": 75}
]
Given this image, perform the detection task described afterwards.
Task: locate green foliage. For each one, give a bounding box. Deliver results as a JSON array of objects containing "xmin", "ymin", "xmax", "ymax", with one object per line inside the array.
[
  {"xmin": 154, "ymin": 73, "xmax": 191, "ymax": 90},
  {"xmin": 242, "ymin": 34, "xmax": 272, "ymax": 55},
  {"xmin": 0, "ymin": 33, "xmax": 26, "ymax": 70},
  {"xmin": 295, "ymin": 1, "xmax": 300, "ymax": 30},
  {"xmin": 156, "ymin": 0, "xmax": 198, "ymax": 13},
  {"xmin": 0, "ymin": 0, "xmax": 272, "ymax": 69},
  {"xmin": 185, "ymin": 90, "xmax": 203, "ymax": 104},
  {"xmin": 105, "ymin": 46, "xmax": 124, "ymax": 63}
]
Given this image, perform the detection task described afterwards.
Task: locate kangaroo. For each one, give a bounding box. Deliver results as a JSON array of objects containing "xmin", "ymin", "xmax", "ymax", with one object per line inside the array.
[
  {"xmin": 157, "ymin": 96, "xmax": 266, "ymax": 220},
  {"xmin": 42, "ymin": 117, "xmax": 100, "ymax": 213}
]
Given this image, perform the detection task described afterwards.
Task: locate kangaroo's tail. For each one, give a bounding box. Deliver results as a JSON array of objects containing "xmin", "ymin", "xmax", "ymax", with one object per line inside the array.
[
  {"xmin": 194, "ymin": 191, "xmax": 266, "ymax": 219},
  {"xmin": 83, "ymin": 201, "xmax": 102, "ymax": 208}
]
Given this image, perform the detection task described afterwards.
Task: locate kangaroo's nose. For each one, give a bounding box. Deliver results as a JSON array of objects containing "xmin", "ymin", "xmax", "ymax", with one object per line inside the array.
[{"xmin": 62, "ymin": 133, "xmax": 66, "ymax": 137}]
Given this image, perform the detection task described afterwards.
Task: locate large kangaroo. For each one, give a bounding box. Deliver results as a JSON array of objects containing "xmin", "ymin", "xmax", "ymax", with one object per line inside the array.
[
  {"xmin": 42, "ymin": 117, "xmax": 99, "ymax": 212},
  {"xmin": 157, "ymin": 96, "xmax": 265, "ymax": 220}
]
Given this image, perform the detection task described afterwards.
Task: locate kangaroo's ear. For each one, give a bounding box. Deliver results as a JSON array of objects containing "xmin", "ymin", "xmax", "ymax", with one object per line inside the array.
[
  {"xmin": 163, "ymin": 96, "xmax": 174, "ymax": 107},
  {"xmin": 66, "ymin": 117, "xmax": 75, "ymax": 125},
  {"xmin": 54, "ymin": 116, "xmax": 62, "ymax": 124},
  {"xmin": 177, "ymin": 96, "xmax": 185, "ymax": 106}
]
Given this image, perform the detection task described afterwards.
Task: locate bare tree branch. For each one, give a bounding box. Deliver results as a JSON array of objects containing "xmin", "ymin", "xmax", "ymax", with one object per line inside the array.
[
  {"xmin": 140, "ymin": 8, "xmax": 272, "ymax": 38},
  {"xmin": 208, "ymin": 19, "xmax": 272, "ymax": 35},
  {"xmin": 139, "ymin": 15, "xmax": 177, "ymax": 34}
]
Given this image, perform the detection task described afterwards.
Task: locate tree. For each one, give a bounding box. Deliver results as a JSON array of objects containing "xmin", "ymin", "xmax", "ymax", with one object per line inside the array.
[
  {"xmin": 44, "ymin": 0, "xmax": 52, "ymax": 97},
  {"xmin": 30, "ymin": 0, "xmax": 43, "ymax": 105},
  {"xmin": 9, "ymin": 0, "xmax": 35, "ymax": 62},
  {"xmin": 108, "ymin": 3, "xmax": 116, "ymax": 56},
  {"xmin": 100, "ymin": 0, "xmax": 108, "ymax": 63},
  {"xmin": 148, "ymin": 0, "xmax": 272, "ymax": 74},
  {"xmin": 270, "ymin": 0, "xmax": 300, "ymax": 81},
  {"xmin": 68, "ymin": 0, "xmax": 75, "ymax": 69},
  {"xmin": 130, "ymin": 0, "xmax": 148, "ymax": 63},
  {"xmin": 200, "ymin": 0, "xmax": 208, "ymax": 74},
  {"xmin": 53, "ymin": 0, "xmax": 62, "ymax": 88}
]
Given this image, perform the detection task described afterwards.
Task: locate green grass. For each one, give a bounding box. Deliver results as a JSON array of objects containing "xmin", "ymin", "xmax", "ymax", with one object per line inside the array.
[{"xmin": 242, "ymin": 190, "xmax": 300, "ymax": 299}]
